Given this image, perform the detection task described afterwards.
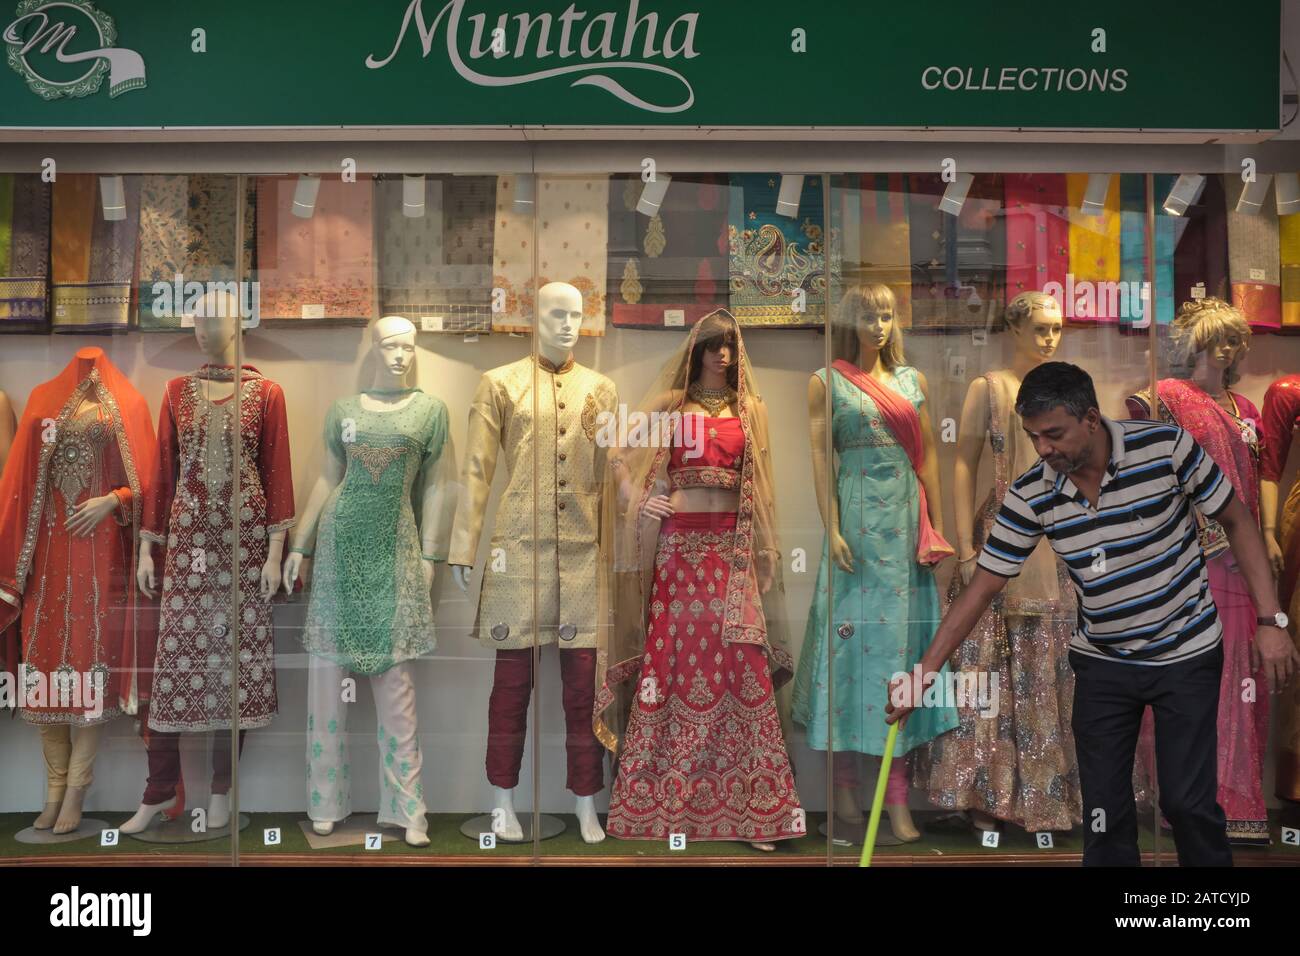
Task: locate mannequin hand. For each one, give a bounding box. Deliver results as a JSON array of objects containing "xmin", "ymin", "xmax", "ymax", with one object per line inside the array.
[
  {"xmin": 1255, "ymin": 625, "xmax": 1300, "ymax": 691},
  {"xmin": 757, "ymin": 551, "xmax": 775, "ymax": 595},
  {"xmin": 423, "ymin": 559, "xmax": 435, "ymax": 592},
  {"xmin": 260, "ymin": 556, "xmax": 282, "ymax": 600},
  {"xmin": 959, "ymin": 554, "xmax": 978, "ymax": 586},
  {"xmin": 65, "ymin": 494, "xmax": 118, "ymax": 537},
  {"xmin": 829, "ymin": 532, "xmax": 854, "ymax": 573},
  {"xmin": 136, "ymin": 551, "xmax": 157, "ymax": 599},
  {"xmin": 641, "ymin": 494, "xmax": 674, "ymax": 521},
  {"xmin": 1265, "ymin": 533, "xmax": 1284, "ymax": 578},
  {"xmin": 283, "ymin": 551, "xmax": 304, "ymax": 595},
  {"xmin": 451, "ymin": 564, "xmax": 471, "ymax": 592}
]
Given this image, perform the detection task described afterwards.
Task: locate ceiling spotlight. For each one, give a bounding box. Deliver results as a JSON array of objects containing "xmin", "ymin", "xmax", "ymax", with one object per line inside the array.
[
  {"xmin": 775, "ymin": 174, "xmax": 804, "ymax": 218},
  {"xmin": 636, "ymin": 172, "xmax": 672, "ymax": 217},
  {"xmin": 292, "ymin": 174, "xmax": 321, "ymax": 219},
  {"xmin": 99, "ymin": 175, "xmax": 126, "ymax": 222},
  {"xmin": 1162, "ymin": 174, "xmax": 1206, "ymax": 217},
  {"xmin": 402, "ymin": 174, "xmax": 426, "ymax": 218},
  {"xmin": 1276, "ymin": 173, "xmax": 1300, "ymax": 215},
  {"xmin": 1079, "ymin": 173, "xmax": 1113, "ymax": 217},
  {"xmin": 513, "ymin": 173, "xmax": 536, "ymax": 211},
  {"xmin": 1235, "ymin": 174, "xmax": 1272, "ymax": 215},
  {"xmin": 939, "ymin": 173, "xmax": 974, "ymax": 217}
]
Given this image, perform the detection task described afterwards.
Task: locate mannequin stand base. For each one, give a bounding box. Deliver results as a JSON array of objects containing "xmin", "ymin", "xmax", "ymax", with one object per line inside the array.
[
  {"xmin": 818, "ymin": 818, "xmax": 905, "ymax": 848},
  {"xmin": 298, "ymin": 814, "xmax": 409, "ymax": 850},
  {"xmin": 459, "ymin": 813, "xmax": 566, "ymax": 843},
  {"xmin": 125, "ymin": 813, "xmax": 250, "ymax": 844},
  {"xmin": 14, "ymin": 819, "xmax": 111, "ymax": 845}
]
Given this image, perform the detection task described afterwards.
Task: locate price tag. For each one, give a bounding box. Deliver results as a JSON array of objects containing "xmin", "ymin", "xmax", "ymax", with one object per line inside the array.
[
  {"xmin": 1250, "ymin": 268, "xmax": 1266, "ymax": 281},
  {"xmin": 980, "ymin": 829, "xmax": 1000, "ymax": 848},
  {"xmin": 663, "ymin": 309, "xmax": 685, "ymax": 327},
  {"xmin": 55, "ymin": 305, "xmax": 67, "ymax": 318},
  {"xmin": 420, "ymin": 315, "xmax": 444, "ymax": 333},
  {"xmin": 479, "ymin": 832, "xmax": 497, "ymax": 850},
  {"xmin": 365, "ymin": 833, "xmax": 382, "ymax": 851},
  {"xmin": 301, "ymin": 304, "xmax": 326, "ymax": 320},
  {"xmin": 463, "ymin": 333, "xmax": 479, "ymax": 344},
  {"xmin": 1191, "ymin": 283, "xmax": 1206, "ymax": 300},
  {"xmin": 100, "ymin": 828, "xmax": 120, "ymax": 847},
  {"xmin": 263, "ymin": 827, "xmax": 281, "ymax": 846},
  {"xmin": 1282, "ymin": 826, "xmax": 1300, "ymax": 847},
  {"xmin": 668, "ymin": 833, "xmax": 687, "ymax": 851},
  {"xmin": 180, "ymin": 313, "xmax": 196, "ymax": 328},
  {"xmin": 970, "ymin": 328, "xmax": 987, "ymax": 347},
  {"xmin": 1035, "ymin": 832, "xmax": 1054, "ymax": 849}
]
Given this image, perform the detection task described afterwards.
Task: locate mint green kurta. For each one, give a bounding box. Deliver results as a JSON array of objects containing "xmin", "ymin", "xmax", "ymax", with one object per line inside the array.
[{"xmin": 793, "ymin": 366, "xmax": 958, "ymax": 756}]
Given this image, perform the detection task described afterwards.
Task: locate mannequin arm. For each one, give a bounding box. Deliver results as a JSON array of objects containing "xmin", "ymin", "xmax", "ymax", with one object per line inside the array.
[
  {"xmin": 448, "ymin": 375, "xmax": 502, "ymax": 570},
  {"xmin": 915, "ymin": 371, "xmax": 945, "ymax": 540},
  {"xmin": 952, "ymin": 376, "xmax": 988, "ymax": 563},
  {"xmin": 808, "ymin": 374, "xmax": 852, "ymax": 573},
  {"xmin": 288, "ymin": 451, "xmax": 344, "ymax": 557},
  {"xmin": 1261, "ymin": 478, "xmax": 1283, "ymax": 576},
  {"xmin": 0, "ymin": 391, "xmax": 14, "ymax": 474}
]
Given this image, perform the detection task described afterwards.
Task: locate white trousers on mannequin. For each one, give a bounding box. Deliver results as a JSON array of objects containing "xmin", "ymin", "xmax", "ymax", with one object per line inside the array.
[{"xmin": 306, "ymin": 655, "xmax": 427, "ymax": 834}]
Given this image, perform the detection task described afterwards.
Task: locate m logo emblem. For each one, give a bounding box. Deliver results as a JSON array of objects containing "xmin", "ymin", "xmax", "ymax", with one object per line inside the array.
[{"xmin": 4, "ymin": 0, "xmax": 145, "ymax": 100}]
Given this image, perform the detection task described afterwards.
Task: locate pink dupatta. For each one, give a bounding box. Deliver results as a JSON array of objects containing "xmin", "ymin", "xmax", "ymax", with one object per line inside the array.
[{"xmin": 832, "ymin": 359, "xmax": 954, "ymax": 565}]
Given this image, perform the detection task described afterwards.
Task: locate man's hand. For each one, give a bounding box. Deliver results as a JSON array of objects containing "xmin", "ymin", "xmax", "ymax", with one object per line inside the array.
[
  {"xmin": 884, "ymin": 671, "xmax": 914, "ymax": 726},
  {"xmin": 1255, "ymin": 624, "xmax": 1300, "ymax": 691}
]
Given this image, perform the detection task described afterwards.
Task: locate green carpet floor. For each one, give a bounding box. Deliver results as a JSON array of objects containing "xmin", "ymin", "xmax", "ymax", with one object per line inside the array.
[{"xmin": 3, "ymin": 810, "xmax": 1297, "ymax": 862}]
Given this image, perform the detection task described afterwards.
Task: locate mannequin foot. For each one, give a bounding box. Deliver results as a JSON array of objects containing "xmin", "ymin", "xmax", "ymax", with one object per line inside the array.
[
  {"xmin": 833, "ymin": 786, "xmax": 864, "ymax": 825},
  {"xmin": 208, "ymin": 793, "xmax": 230, "ymax": 830},
  {"xmin": 34, "ymin": 800, "xmax": 62, "ymax": 830},
  {"xmin": 120, "ymin": 796, "xmax": 178, "ymax": 835},
  {"xmin": 970, "ymin": 809, "xmax": 999, "ymax": 832},
  {"xmin": 575, "ymin": 795, "xmax": 606, "ymax": 844},
  {"xmin": 404, "ymin": 827, "xmax": 431, "ymax": 848},
  {"xmin": 52, "ymin": 786, "xmax": 87, "ymax": 835},
  {"xmin": 750, "ymin": 841, "xmax": 777, "ymax": 852},
  {"xmin": 885, "ymin": 803, "xmax": 921, "ymax": 843},
  {"xmin": 491, "ymin": 786, "xmax": 524, "ymax": 841},
  {"xmin": 311, "ymin": 820, "xmax": 335, "ymax": 836}
]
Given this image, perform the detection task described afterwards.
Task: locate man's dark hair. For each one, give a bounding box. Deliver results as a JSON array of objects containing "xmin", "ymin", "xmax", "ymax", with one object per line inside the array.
[{"xmin": 1015, "ymin": 362, "xmax": 1099, "ymax": 421}]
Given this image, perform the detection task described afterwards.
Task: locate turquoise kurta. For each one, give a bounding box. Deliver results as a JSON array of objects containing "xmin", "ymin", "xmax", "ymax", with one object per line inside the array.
[
  {"xmin": 793, "ymin": 365, "xmax": 958, "ymax": 756},
  {"xmin": 302, "ymin": 391, "xmax": 449, "ymax": 675}
]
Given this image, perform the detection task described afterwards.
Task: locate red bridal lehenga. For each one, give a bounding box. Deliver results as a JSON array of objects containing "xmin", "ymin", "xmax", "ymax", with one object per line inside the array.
[{"xmin": 594, "ymin": 310, "xmax": 803, "ymax": 842}]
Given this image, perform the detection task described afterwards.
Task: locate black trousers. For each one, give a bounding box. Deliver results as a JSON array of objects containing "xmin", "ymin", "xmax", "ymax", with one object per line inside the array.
[{"xmin": 1070, "ymin": 644, "xmax": 1232, "ymax": 867}]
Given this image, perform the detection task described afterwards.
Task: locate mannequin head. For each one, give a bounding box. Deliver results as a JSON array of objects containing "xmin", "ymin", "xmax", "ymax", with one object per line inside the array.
[
  {"xmin": 1005, "ymin": 291, "xmax": 1064, "ymax": 364},
  {"xmin": 371, "ymin": 315, "xmax": 418, "ymax": 383},
  {"xmin": 536, "ymin": 281, "xmax": 583, "ymax": 359},
  {"xmin": 833, "ymin": 283, "xmax": 903, "ymax": 368},
  {"xmin": 1171, "ymin": 297, "xmax": 1250, "ymax": 388},
  {"xmin": 687, "ymin": 311, "xmax": 739, "ymax": 389},
  {"xmin": 190, "ymin": 290, "xmax": 241, "ymax": 362}
]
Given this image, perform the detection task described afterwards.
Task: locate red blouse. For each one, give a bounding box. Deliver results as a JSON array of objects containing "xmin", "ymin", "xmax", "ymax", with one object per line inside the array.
[
  {"xmin": 668, "ymin": 416, "xmax": 744, "ymax": 491},
  {"xmin": 1260, "ymin": 375, "xmax": 1300, "ymax": 483}
]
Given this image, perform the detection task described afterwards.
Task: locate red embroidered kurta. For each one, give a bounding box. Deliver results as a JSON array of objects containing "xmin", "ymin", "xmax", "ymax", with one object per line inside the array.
[{"xmin": 141, "ymin": 366, "xmax": 294, "ymax": 731}]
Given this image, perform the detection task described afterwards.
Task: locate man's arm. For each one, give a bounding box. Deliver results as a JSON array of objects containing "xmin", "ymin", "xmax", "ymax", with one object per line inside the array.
[
  {"xmin": 1217, "ymin": 494, "xmax": 1299, "ymax": 690},
  {"xmin": 885, "ymin": 567, "xmax": 1008, "ymax": 724}
]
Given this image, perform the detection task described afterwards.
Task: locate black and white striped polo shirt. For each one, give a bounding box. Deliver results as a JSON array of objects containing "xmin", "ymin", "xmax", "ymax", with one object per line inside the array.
[{"xmin": 977, "ymin": 417, "xmax": 1234, "ymax": 665}]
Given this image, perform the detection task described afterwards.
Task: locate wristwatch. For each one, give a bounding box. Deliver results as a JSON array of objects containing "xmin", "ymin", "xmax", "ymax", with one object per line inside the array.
[{"xmin": 1257, "ymin": 611, "xmax": 1290, "ymax": 629}]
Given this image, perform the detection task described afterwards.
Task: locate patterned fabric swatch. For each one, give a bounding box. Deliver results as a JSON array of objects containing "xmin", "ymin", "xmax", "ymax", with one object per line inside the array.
[
  {"xmin": 255, "ymin": 175, "xmax": 376, "ymax": 323},
  {"xmin": 1171, "ymin": 174, "xmax": 1229, "ymax": 310},
  {"xmin": 852, "ymin": 173, "xmax": 912, "ymax": 328},
  {"xmin": 137, "ymin": 175, "xmax": 255, "ymax": 331},
  {"xmin": 908, "ymin": 173, "xmax": 1005, "ymax": 331},
  {"xmin": 1118, "ymin": 174, "xmax": 1177, "ymax": 332},
  {"xmin": 1065, "ymin": 173, "xmax": 1122, "ymax": 324},
  {"xmin": 492, "ymin": 175, "xmax": 608, "ymax": 336},
  {"xmin": 1225, "ymin": 177, "xmax": 1282, "ymax": 332},
  {"xmin": 0, "ymin": 173, "xmax": 51, "ymax": 334},
  {"xmin": 1004, "ymin": 173, "xmax": 1068, "ymax": 307},
  {"xmin": 728, "ymin": 173, "xmax": 830, "ymax": 328},
  {"xmin": 608, "ymin": 173, "xmax": 728, "ymax": 329},
  {"xmin": 51, "ymin": 174, "xmax": 141, "ymax": 332},
  {"xmin": 1281, "ymin": 212, "xmax": 1300, "ymax": 331},
  {"xmin": 378, "ymin": 174, "xmax": 496, "ymax": 334}
]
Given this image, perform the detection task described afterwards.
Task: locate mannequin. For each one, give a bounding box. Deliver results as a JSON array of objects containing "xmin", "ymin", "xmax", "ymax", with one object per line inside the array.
[
  {"xmin": 0, "ymin": 390, "xmax": 14, "ymax": 471},
  {"xmin": 1261, "ymin": 374, "xmax": 1300, "ymax": 804},
  {"xmin": 792, "ymin": 283, "xmax": 958, "ymax": 843},
  {"xmin": 449, "ymin": 281, "xmax": 617, "ymax": 844},
  {"xmin": 284, "ymin": 316, "xmax": 456, "ymax": 848},
  {"xmin": 123, "ymin": 291, "xmax": 295, "ymax": 835},
  {"xmin": 0, "ymin": 347, "xmax": 156, "ymax": 834},
  {"xmin": 915, "ymin": 291, "xmax": 1080, "ymax": 833},
  {"xmin": 1127, "ymin": 298, "xmax": 1269, "ymax": 844}
]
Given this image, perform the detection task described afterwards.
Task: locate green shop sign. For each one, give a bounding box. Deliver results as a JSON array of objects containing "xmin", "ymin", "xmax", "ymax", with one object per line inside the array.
[{"xmin": 0, "ymin": 0, "xmax": 1281, "ymax": 130}]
